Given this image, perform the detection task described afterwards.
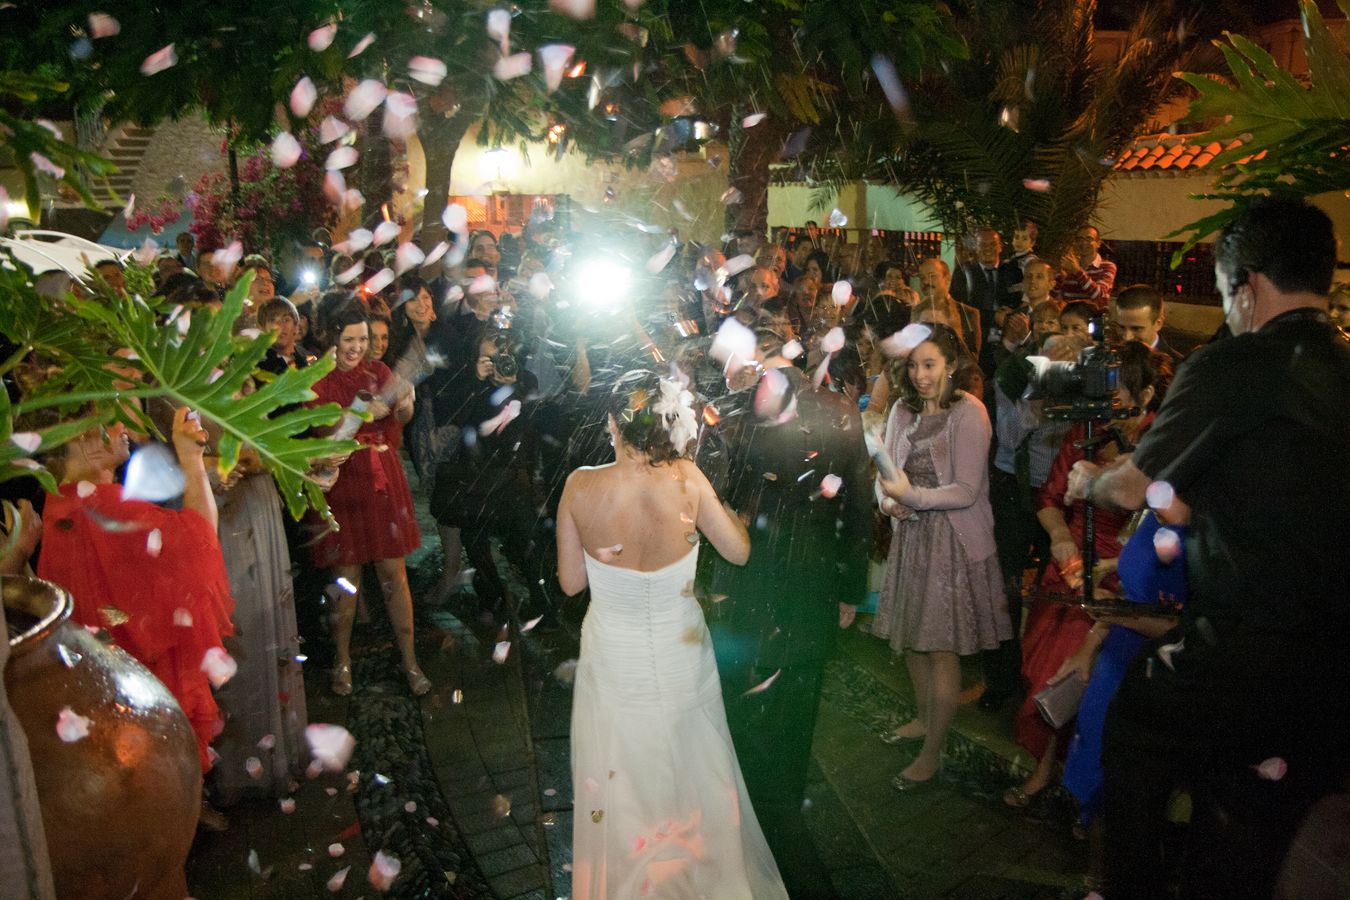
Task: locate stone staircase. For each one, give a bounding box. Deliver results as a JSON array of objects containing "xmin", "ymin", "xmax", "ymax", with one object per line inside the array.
[{"xmin": 98, "ymin": 124, "xmax": 155, "ymax": 201}]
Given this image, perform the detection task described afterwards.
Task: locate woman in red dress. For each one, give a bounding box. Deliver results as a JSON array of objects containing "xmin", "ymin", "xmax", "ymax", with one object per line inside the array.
[
  {"xmin": 37, "ymin": 407, "xmax": 235, "ymax": 774},
  {"xmin": 310, "ymin": 300, "xmax": 428, "ymax": 696},
  {"xmin": 1005, "ymin": 343, "xmax": 1172, "ymax": 809}
]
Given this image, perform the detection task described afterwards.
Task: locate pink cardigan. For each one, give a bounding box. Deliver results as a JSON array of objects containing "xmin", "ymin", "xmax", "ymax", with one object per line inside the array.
[{"xmin": 881, "ymin": 392, "xmax": 997, "ymax": 563}]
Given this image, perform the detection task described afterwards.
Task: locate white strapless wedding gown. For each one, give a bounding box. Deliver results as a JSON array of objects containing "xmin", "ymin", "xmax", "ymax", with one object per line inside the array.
[{"xmin": 571, "ymin": 548, "xmax": 787, "ymax": 899}]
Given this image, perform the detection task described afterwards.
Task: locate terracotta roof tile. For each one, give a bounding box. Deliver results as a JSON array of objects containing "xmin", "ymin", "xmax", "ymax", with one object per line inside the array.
[{"xmin": 1112, "ymin": 132, "xmax": 1251, "ymax": 176}]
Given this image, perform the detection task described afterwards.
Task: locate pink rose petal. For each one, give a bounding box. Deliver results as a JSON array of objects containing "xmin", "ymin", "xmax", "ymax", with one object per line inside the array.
[
  {"xmin": 742, "ymin": 669, "xmax": 782, "ymax": 695},
  {"xmin": 494, "ymin": 52, "xmax": 532, "ymax": 81},
  {"xmin": 325, "ymin": 145, "xmax": 359, "ymax": 170},
  {"xmin": 271, "ymin": 132, "xmax": 302, "ymax": 169},
  {"xmin": 347, "ymin": 32, "xmax": 375, "ymax": 59},
  {"xmin": 820, "ymin": 474, "xmax": 843, "ymax": 499},
  {"xmin": 290, "ymin": 77, "xmax": 317, "ymax": 118},
  {"xmin": 140, "ymin": 44, "xmax": 177, "ymax": 76},
  {"xmin": 308, "ymin": 24, "xmax": 337, "ymax": 52},
  {"xmin": 10, "ymin": 432, "xmax": 41, "ymax": 454},
  {"xmin": 394, "ymin": 242, "xmax": 425, "ymax": 275},
  {"xmin": 319, "ymin": 116, "xmax": 350, "ymax": 144},
  {"xmin": 56, "ymin": 706, "xmax": 92, "ymax": 742},
  {"xmin": 306, "ymin": 723, "xmax": 356, "ymax": 772},
  {"xmin": 173, "ymin": 607, "xmax": 193, "ymax": 627},
  {"xmin": 88, "ymin": 12, "xmax": 120, "ymax": 38},
  {"xmin": 538, "ymin": 44, "xmax": 576, "ymax": 93},
  {"xmin": 550, "ymin": 0, "xmax": 596, "ymax": 19},
  {"xmin": 326, "ymin": 865, "xmax": 350, "ymax": 891},
  {"xmin": 408, "ymin": 56, "xmax": 447, "ymax": 86},
  {"xmin": 493, "ymin": 641, "xmax": 511, "ymax": 664},
  {"xmin": 1254, "ymin": 757, "xmax": 1288, "ymax": 781},
  {"xmin": 368, "ymin": 850, "xmax": 401, "ymax": 891},
  {"xmin": 486, "ymin": 9, "xmax": 512, "ymax": 53},
  {"xmin": 344, "ymin": 79, "xmax": 387, "ymax": 121},
  {"xmin": 372, "ymin": 220, "xmax": 401, "ymax": 246},
  {"xmin": 200, "ymin": 647, "xmax": 238, "ymax": 688},
  {"xmin": 364, "ymin": 267, "xmax": 395, "ymax": 295},
  {"xmin": 742, "ymin": 113, "xmax": 766, "ymax": 128}
]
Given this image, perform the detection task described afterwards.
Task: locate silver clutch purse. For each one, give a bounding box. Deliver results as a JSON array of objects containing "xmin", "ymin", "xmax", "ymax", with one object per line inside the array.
[{"xmin": 1033, "ymin": 676, "xmax": 1087, "ymax": 730}]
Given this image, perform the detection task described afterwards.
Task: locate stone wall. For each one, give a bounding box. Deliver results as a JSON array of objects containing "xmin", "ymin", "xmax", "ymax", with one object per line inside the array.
[{"xmin": 127, "ymin": 115, "xmax": 228, "ymax": 202}]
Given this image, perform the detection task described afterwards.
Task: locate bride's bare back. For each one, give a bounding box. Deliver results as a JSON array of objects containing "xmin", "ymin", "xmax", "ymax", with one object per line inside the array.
[{"xmin": 556, "ymin": 456, "xmax": 749, "ymax": 595}]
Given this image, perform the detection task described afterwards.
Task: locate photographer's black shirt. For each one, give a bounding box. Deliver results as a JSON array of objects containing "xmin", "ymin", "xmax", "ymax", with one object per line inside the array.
[{"xmin": 1132, "ymin": 308, "xmax": 1349, "ymax": 640}]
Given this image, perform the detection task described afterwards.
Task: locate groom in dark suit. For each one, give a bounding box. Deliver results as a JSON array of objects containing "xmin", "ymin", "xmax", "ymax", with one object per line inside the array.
[{"xmin": 701, "ymin": 334, "xmax": 871, "ymax": 899}]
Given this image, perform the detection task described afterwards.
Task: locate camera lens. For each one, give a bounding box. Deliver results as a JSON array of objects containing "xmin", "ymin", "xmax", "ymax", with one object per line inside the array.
[{"xmin": 492, "ymin": 352, "xmax": 519, "ymax": 378}]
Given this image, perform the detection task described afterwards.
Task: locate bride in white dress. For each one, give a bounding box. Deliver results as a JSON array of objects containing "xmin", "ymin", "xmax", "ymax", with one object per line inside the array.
[{"xmin": 556, "ymin": 373, "xmax": 788, "ymax": 899}]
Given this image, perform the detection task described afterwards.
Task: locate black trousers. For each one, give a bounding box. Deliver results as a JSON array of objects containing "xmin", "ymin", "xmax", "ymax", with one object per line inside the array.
[
  {"xmin": 713, "ymin": 640, "xmax": 839, "ymax": 900},
  {"xmin": 982, "ymin": 467, "xmax": 1046, "ymax": 695}
]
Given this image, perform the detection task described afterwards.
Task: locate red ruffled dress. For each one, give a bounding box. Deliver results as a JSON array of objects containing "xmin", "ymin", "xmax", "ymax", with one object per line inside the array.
[
  {"xmin": 308, "ymin": 360, "xmax": 421, "ymax": 568},
  {"xmin": 37, "ymin": 482, "xmax": 236, "ymax": 772},
  {"xmin": 1014, "ymin": 420, "xmax": 1147, "ymax": 760}
]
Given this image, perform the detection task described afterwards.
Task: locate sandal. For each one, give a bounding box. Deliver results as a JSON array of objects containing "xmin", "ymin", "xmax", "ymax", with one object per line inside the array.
[
  {"xmin": 331, "ymin": 662, "xmax": 352, "ymax": 696},
  {"xmin": 404, "ymin": 665, "xmax": 432, "ymax": 697},
  {"xmin": 1002, "ymin": 785, "xmax": 1044, "ymax": 809}
]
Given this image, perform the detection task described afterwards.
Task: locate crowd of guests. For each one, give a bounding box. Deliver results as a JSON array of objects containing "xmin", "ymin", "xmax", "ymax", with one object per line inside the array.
[{"xmin": 2, "ymin": 192, "xmax": 1345, "ymax": 898}]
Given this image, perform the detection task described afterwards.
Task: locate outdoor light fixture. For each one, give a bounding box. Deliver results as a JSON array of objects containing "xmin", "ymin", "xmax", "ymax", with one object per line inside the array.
[{"xmin": 573, "ymin": 257, "xmax": 632, "ymax": 314}]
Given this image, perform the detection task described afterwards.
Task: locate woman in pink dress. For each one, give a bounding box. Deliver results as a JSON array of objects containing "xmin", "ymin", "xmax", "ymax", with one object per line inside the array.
[{"xmin": 309, "ymin": 300, "xmax": 428, "ymax": 696}]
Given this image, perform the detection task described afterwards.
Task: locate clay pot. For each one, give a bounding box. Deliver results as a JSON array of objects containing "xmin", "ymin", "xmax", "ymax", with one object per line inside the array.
[{"xmin": 3, "ymin": 575, "xmax": 201, "ymax": 900}]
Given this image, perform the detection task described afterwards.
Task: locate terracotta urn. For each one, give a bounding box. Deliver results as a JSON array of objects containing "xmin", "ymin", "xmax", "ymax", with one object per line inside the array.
[{"xmin": 3, "ymin": 575, "xmax": 201, "ymax": 900}]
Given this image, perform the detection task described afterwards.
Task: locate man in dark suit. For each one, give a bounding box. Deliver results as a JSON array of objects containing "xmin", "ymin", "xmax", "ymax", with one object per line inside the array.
[
  {"xmin": 701, "ymin": 337, "xmax": 871, "ymax": 900},
  {"xmin": 1109, "ymin": 284, "xmax": 1186, "ymax": 362},
  {"xmin": 951, "ymin": 227, "xmax": 1022, "ymax": 340}
]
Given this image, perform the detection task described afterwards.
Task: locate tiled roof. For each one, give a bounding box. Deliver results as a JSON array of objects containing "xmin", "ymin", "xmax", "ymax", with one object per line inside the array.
[{"xmin": 1113, "ymin": 133, "xmax": 1268, "ymax": 176}]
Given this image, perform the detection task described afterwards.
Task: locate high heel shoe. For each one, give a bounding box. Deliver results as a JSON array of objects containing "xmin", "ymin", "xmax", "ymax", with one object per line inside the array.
[
  {"xmin": 891, "ymin": 764, "xmax": 942, "ymax": 794},
  {"xmin": 332, "ymin": 663, "xmax": 352, "ymax": 696},
  {"xmin": 404, "ymin": 665, "xmax": 432, "ymax": 697},
  {"xmin": 879, "ymin": 727, "xmax": 926, "ymax": 747}
]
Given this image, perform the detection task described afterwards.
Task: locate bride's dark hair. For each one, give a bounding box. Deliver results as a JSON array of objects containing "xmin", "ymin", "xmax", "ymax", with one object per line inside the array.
[{"xmin": 606, "ymin": 371, "xmax": 689, "ymax": 465}]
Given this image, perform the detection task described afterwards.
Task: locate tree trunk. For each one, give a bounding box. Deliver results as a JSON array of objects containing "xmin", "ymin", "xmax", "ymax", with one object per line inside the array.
[
  {"xmin": 419, "ymin": 112, "xmax": 475, "ymax": 238},
  {"xmin": 726, "ymin": 110, "xmax": 789, "ymax": 236}
]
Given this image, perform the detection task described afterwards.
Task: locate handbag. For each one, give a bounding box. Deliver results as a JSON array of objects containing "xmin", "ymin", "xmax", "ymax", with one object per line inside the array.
[{"xmin": 1034, "ymin": 675, "xmax": 1087, "ymax": 730}]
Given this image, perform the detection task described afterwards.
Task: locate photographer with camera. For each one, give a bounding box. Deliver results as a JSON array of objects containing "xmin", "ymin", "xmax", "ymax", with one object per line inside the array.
[
  {"xmin": 1067, "ymin": 197, "xmax": 1350, "ymax": 898},
  {"xmin": 1004, "ymin": 342, "xmax": 1172, "ymax": 813},
  {"xmin": 430, "ymin": 328, "xmax": 555, "ymax": 629}
]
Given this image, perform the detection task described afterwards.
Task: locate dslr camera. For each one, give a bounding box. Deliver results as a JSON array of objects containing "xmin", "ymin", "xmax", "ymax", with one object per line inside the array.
[{"xmin": 1028, "ymin": 344, "xmax": 1126, "ymax": 421}]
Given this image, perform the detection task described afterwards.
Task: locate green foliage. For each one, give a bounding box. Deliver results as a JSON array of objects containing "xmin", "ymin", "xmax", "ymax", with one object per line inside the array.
[
  {"xmin": 0, "ymin": 71, "xmax": 120, "ymax": 214},
  {"xmin": 1167, "ymin": 0, "xmax": 1350, "ymax": 262},
  {"xmin": 1, "ymin": 267, "xmax": 357, "ymax": 521},
  {"xmin": 835, "ymin": 0, "xmax": 1193, "ymax": 259}
]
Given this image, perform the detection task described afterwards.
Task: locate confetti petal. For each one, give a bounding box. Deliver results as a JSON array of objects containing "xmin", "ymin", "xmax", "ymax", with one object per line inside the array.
[
  {"xmin": 76, "ymin": 480, "xmax": 96, "ymax": 498},
  {"xmin": 742, "ymin": 668, "xmax": 782, "ymax": 695},
  {"xmin": 494, "ymin": 52, "xmax": 532, "ymax": 81},
  {"xmin": 442, "ymin": 203, "xmax": 468, "ymax": 232},
  {"xmin": 722, "ymin": 254, "xmax": 756, "ymax": 278},
  {"xmin": 306, "ymin": 723, "xmax": 357, "ymax": 772},
  {"xmin": 10, "ymin": 432, "xmax": 41, "ymax": 454},
  {"xmin": 145, "ymin": 528, "xmax": 163, "ymax": 558},
  {"xmin": 782, "ymin": 339, "xmax": 803, "ymax": 361},
  {"xmin": 290, "ymin": 77, "xmax": 317, "ymax": 119},
  {"xmin": 279, "ymin": 797, "xmax": 296, "ymax": 813},
  {"xmin": 408, "ymin": 56, "xmax": 447, "ymax": 86},
  {"xmin": 820, "ymin": 326, "xmax": 845, "ymax": 354},
  {"xmin": 319, "ymin": 117, "xmax": 350, "ymax": 145},
  {"xmin": 30, "ymin": 153, "xmax": 64, "ymax": 180},
  {"xmin": 487, "ymin": 9, "xmax": 512, "ymax": 53},
  {"xmin": 880, "ymin": 323, "xmax": 933, "ymax": 358},
  {"xmin": 368, "ymin": 850, "xmax": 401, "ymax": 891},
  {"xmin": 827, "ymin": 208, "xmax": 848, "ymax": 228},
  {"xmin": 347, "ymin": 32, "xmax": 375, "ymax": 58},
  {"xmin": 831, "ymin": 280, "xmax": 853, "ymax": 306},
  {"xmin": 328, "ymin": 842, "xmax": 345, "ymax": 857},
  {"xmin": 741, "ymin": 113, "xmax": 766, "ymax": 128},
  {"xmin": 382, "ymin": 92, "xmax": 418, "ymax": 140},
  {"xmin": 538, "ymin": 44, "xmax": 575, "ymax": 93},
  {"xmin": 325, "ymin": 145, "xmax": 359, "ymax": 170},
  {"xmin": 173, "ymin": 607, "xmax": 194, "ymax": 627},
  {"xmin": 373, "ymin": 220, "xmax": 401, "ymax": 246},
  {"xmin": 322, "ymin": 170, "xmax": 346, "ymax": 205},
  {"xmin": 140, "ymin": 44, "xmax": 177, "ymax": 76},
  {"xmin": 201, "ymin": 647, "xmax": 238, "ymax": 688},
  {"xmin": 1145, "ymin": 480, "xmax": 1175, "ymax": 511},
  {"xmin": 88, "ymin": 12, "xmax": 120, "ymax": 38},
  {"xmin": 1254, "ymin": 757, "xmax": 1288, "ymax": 781},
  {"xmin": 124, "ymin": 442, "xmax": 186, "ymax": 502},
  {"xmin": 820, "ymin": 474, "xmax": 843, "ymax": 499},
  {"xmin": 364, "ymin": 267, "xmax": 395, "ymax": 295},
  {"xmin": 245, "ymin": 757, "xmax": 263, "ymax": 779},
  {"xmin": 646, "ymin": 241, "xmax": 677, "ymax": 274},
  {"xmin": 1153, "ymin": 527, "xmax": 1181, "ymax": 564},
  {"xmin": 394, "ymin": 242, "xmax": 425, "ymax": 275},
  {"xmin": 257, "ymin": 733, "xmax": 276, "ymax": 751},
  {"xmin": 492, "ymin": 641, "xmax": 511, "ymax": 664},
  {"xmin": 56, "ymin": 707, "xmax": 92, "ymax": 742},
  {"xmin": 1022, "ymin": 177, "xmax": 1053, "ymax": 193},
  {"xmin": 344, "ymin": 79, "xmax": 388, "ymax": 121},
  {"xmin": 271, "ymin": 131, "xmax": 302, "ymax": 169},
  {"xmin": 554, "ymin": 659, "xmax": 579, "ymax": 684},
  {"xmin": 550, "ymin": 0, "xmax": 596, "ymax": 18},
  {"xmin": 326, "ymin": 865, "xmax": 350, "ymax": 891},
  {"xmin": 308, "ymin": 24, "xmax": 337, "ymax": 52}
]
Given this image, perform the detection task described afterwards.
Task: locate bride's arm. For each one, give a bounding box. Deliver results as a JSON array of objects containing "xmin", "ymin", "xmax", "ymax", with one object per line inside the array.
[
  {"xmin": 690, "ymin": 463, "xmax": 750, "ymax": 565},
  {"xmin": 556, "ymin": 472, "xmax": 589, "ymax": 595}
]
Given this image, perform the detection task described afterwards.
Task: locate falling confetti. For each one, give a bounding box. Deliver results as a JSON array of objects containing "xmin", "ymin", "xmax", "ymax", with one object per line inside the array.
[
  {"xmin": 335, "ymin": 577, "xmax": 358, "ymax": 595},
  {"xmin": 493, "ymin": 794, "xmax": 512, "ymax": 817},
  {"xmin": 880, "ymin": 323, "xmax": 933, "ymax": 358},
  {"xmin": 742, "ymin": 113, "xmax": 766, "ymax": 128},
  {"xmin": 550, "ymin": 0, "xmax": 597, "ymax": 18},
  {"xmin": 719, "ymin": 186, "xmax": 743, "ymax": 205},
  {"xmin": 257, "ymin": 733, "xmax": 276, "ymax": 751},
  {"xmin": 368, "ymin": 851, "xmax": 401, "ymax": 891},
  {"xmin": 408, "ymin": 56, "xmax": 447, "ymax": 86},
  {"xmin": 871, "ymin": 54, "xmax": 912, "ymax": 120},
  {"xmin": 55, "ymin": 707, "xmax": 92, "ymax": 742},
  {"xmin": 344, "ymin": 80, "xmax": 388, "ymax": 121},
  {"xmin": 742, "ymin": 669, "xmax": 782, "ymax": 695},
  {"xmin": 325, "ymin": 146, "xmax": 359, "ymax": 170},
  {"xmin": 1253, "ymin": 757, "xmax": 1288, "ymax": 781},
  {"xmin": 521, "ymin": 615, "xmax": 544, "ymax": 633},
  {"xmin": 828, "ymin": 208, "xmax": 848, "ymax": 228},
  {"xmin": 9, "ymin": 432, "xmax": 41, "ymax": 454},
  {"xmin": 394, "ymin": 242, "xmax": 425, "ymax": 276},
  {"xmin": 305, "ymin": 723, "xmax": 357, "ymax": 772},
  {"xmin": 247, "ymin": 849, "xmax": 262, "ymax": 875},
  {"xmin": 347, "ymin": 32, "xmax": 375, "ymax": 58},
  {"xmin": 30, "ymin": 153, "xmax": 64, "ymax": 180},
  {"xmin": 328, "ymin": 843, "xmax": 345, "ymax": 857},
  {"xmin": 646, "ymin": 242, "xmax": 677, "ymax": 274},
  {"xmin": 364, "ymin": 268, "xmax": 395, "ymax": 295},
  {"xmin": 373, "ymin": 220, "xmax": 401, "ymax": 246},
  {"xmin": 272, "ymin": 132, "xmax": 302, "ymax": 169},
  {"xmin": 88, "ymin": 12, "xmax": 119, "ymax": 38},
  {"xmin": 782, "ymin": 339, "xmax": 804, "ymax": 360},
  {"xmin": 200, "ymin": 647, "xmax": 238, "ymax": 688},
  {"xmin": 831, "ymin": 281, "xmax": 853, "ymax": 306},
  {"xmin": 383, "ymin": 91, "xmax": 418, "ymax": 139},
  {"xmin": 290, "ymin": 77, "xmax": 317, "ymax": 118},
  {"xmin": 322, "ymin": 170, "xmax": 346, "ymax": 205},
  {"xmin": 492, "ymin": 641, "xmax": 511, "ymax": 664},
  {"xmin": 338, "ymin": 227, "xmax": 373, "ymax": 253},
  {"xmin": 494, "ymin": 52, "xmax": 533, "ymax": 81},
  {"xmin": 538, "ymin": 44, "xmax": 576, "ymax": 93},
  {"xmin": 319, "ymin": 116, "xmax": 350, "ymax": 144},
  {"xmin": 1153, "ymin": 527, "xmax": 1181, "ymax": 564},
  {"xmin": 308, "ymin": 24, "xmax": 337, "ymax": 52},
  {"xmin": 820, "ymin": 474, "xmax": 842, "ymax": 499},
  {"xmin": 326, "ymin": 866, "xmax": 350, "ymax": 891},
  {"xmin": 1145, "ymin": 480, "xmax": 1175, "ymax": 511},
  {"xmin": 245, "ymin": 757, "xmax": 264, "ymax": 779},
  {"xmin": 820, "ymin": 326, "xmax": 846, "ymax": 354},
  {"xmin": 140, "ymin": 44, "xmax": 177, "ymax": 76},
  {"xmin": 554, "ymin": 659, "xmax": 579, "ymax": 684},
  {"xmin": 145, "ymin": 529, "xmax": 163, "ymax": 558},
  {"xmin": 1022, "ymin": 178, "xmax": 1053, "ymax": 193},
  {"xmin": 592, "ymin": 544, "xmax": 623, "ymax": 563},
  {"xmin": 1156, "ymin": 637, "xmax": 1184, "ymax": 671}
]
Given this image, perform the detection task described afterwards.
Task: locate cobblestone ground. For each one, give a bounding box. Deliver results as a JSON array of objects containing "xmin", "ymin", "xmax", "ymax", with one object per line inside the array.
[{"xmin": 187, "ymin": 477, "xmax": 1094, "ymax": 899}]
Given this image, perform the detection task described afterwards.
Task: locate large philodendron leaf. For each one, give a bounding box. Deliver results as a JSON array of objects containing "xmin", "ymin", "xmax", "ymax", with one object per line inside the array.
[
  {"xmin": 1167, "ymin": 1, "xmax": 1350, "ymax": 260},
  {"xmin": 12, "ymin": 272, "xmax": 357, "ymax": 521}
]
